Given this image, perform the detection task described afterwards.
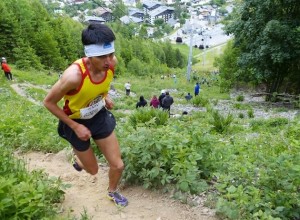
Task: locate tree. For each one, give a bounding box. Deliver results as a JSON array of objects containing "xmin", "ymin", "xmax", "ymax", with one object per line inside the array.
[
  {"xmin": 127, "ymin": 58, "xmax": 147, "ymax": 76},
  {"xmin": 119, "ymin": 38, "xmax": 133, "ymax": 67},
  {"xmin": 162, "ymin": 43, "xmax": 177, "ymax": 68},
  {"xmin": 0, "ymin": 0, "xmax": 84, "ymax": 71},
  {"xmin": 0, "ymin": 1, "xmax": 18, "ymax": 61},
  {"xmin": 175, "ymin": 49, "xmax": 185, "ymax": 68},
  {"xmin": 139, "ymin": 25, "xmax": 148, "ymax": 39},
  {"xmin": 214, "ymin": 40, "xmax": 242, "ymax": 91},
  {"xmin": 154, "ymin": 18, "xmax": 164, "ymax": 26},
  {"xmin": 111, "ymin": 0, "xmax": 127, "ymax": 20},
  {"xmin": 210, "ymin": 0, "xmax": 226, "ymax": 7},
  {"xmin": 225, "ymin": 0, "xmax": 300, "ymax": 95},
  {"xmin": 173, "ymin": 0, "xmax": 182, "ymax": 20},
  {"xmin": 13, "ymin": 39, "xmax": 44, "ymax": 70},
  {"xmin": 49, "ymin": 16, "xmax": 83, "ymax": 65}
]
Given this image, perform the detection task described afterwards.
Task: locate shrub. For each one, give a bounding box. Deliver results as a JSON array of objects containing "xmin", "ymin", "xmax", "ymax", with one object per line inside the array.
[
  {"xmin": 219, "ymin": 79, "xmax": 232, "ymax": 93},
  {"xmin": 192, "ymin": 95, "xmax": 209, "ymax": 107},
  {"xmin": 233, "ymin": 103, "xmax": 251, "ymax": 110},
  {"xmin": 250, "ymin": 118, "xmax": 289, "ymax": 133},
  {"xmin": 121, "ymin": 123, "xmax": 214, "ymax": 194},
  {"xmin": 0, "ymin": 147, "xmax": 65, "ymax": 219},
  {"xmin": 236, "ymin": 94, "xmax": 244, "ymax": 102},
  {"xmin": 128, "ymin": 107, "xmax": 169, "ymax": 129},
  {"xmin": 238, "ymin": 113, "xmax": 244, "ymax": 119},
  {"xmin": 247, "ymin": 109, "xmax": 254, "ymax": 118},
  {"xmin": 210, "ymin": 110, "xmax": 233, "ymax": 133}
]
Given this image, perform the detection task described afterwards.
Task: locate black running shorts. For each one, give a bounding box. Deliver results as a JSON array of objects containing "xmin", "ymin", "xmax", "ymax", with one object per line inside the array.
[{"xmin": 58, "ymin": 109, "xmax": 116, "ymax": 151}]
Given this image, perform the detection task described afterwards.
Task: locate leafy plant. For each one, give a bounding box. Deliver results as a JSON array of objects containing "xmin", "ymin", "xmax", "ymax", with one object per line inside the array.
[
  {"xmin": 236, "ymin": 94, "xmax": 244, "ymax": 102},
  {"xmin": 192, "ymin": 95, "xmax": 209, "ymax": 107},
  {"xmin": 238, "ymin": 113, "xmax": 244, "ymax": 119},
  {"xmin": 210, "ymin": 110, "xmax": 233, "ymax": 133},
  {"xmin": 250, "ymin": 117, "xmax": 289, "ymax": 132},
  {"xmin": 247, "ymin": 108, "xmax": 254, "ymax": 118},
  {"xmin": 128, "ymin": 107, "xmax": 169, "ymax": 129},
  {"xmin": 120, "ymin": 119, "xmax": 214, "ymax": 194},
  {"xmin": 0, "ymin": 147, "xmax": 65, "ymax": 219}
]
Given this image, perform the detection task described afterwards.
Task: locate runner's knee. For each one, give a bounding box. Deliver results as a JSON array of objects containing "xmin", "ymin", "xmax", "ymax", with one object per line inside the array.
[
  {"xmin": 110, "ymin": 160, "xmax": 124, "ymax": 171},
  {"xmin": 85, "ymin": 165, "xmax": 99, "ymax": 175}
]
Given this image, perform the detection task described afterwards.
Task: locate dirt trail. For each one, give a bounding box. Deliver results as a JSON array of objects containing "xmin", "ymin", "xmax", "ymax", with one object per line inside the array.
[
  {"xmin": 18, "ymin": 150, "xmax": 217, "ymax": 220},
  {"xmin": 10, "ymin": 83, "xmax": 49, "ymax": 105}
]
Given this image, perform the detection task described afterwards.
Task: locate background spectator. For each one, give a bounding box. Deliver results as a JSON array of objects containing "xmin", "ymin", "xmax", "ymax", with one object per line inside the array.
[
  {"xmin": 136, "ymin": 96, "xmax": 147, "ymax": 108},
  {"xmin": 159, "ymin": 90, "xmax": 166, "ymax": 108},
  {"xmin": 194, "ymin": 82, "xmax": 200, "ymax": 96},
  {"xmin": 162, "ymin": 91, "xmax": 174, "ymax": 116},
  {"xmin": 124, "ymin": 82, "xmax": 131, "ymax": 96},
  {"xmin": 1, "ymin": 57, "xmax": 13, "ymax": 80},
  {"xmin": 150, "ymin": 95, "xmax": 160, "ymax": 108},
  {"xmin": 185, "ymin": 92, "xmax": 193, "ymax": 101}
]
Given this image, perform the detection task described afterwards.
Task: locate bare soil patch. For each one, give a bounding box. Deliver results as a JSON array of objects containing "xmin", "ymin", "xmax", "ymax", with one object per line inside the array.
[{"xmin": 18, "ymin": 150, "xmax": 217, "ymax": 220}]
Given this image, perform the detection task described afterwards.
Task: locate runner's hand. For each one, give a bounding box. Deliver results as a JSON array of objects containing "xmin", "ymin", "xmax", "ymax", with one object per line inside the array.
[
  {"xmin": 105, "ymin": 97, "xmax": 114, "ymax": 110},
  {"xmin": 74, "ymin": 124, "xmax": 91, "ymax": 141}
]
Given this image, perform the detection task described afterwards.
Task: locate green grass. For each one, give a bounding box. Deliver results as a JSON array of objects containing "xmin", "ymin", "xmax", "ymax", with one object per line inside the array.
[{"xmin": 12, "ymin": 64, "xmax": 59, "ymax": 85}]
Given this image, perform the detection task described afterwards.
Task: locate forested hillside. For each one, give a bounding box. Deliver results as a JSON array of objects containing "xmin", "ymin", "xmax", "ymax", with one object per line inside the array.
[{"xmin": 0, "ymin": 0, "xmax": 187, "ymax": 76}]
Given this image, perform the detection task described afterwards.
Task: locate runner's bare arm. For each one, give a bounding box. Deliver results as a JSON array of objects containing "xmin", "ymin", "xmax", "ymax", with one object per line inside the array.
[
  {"xmin": 43, "ymin": 65, "xmax": 91, "ymax": 141},
  {"xmin": 104, "ymin": 55, "xmax": 117, "ymax": 110}
]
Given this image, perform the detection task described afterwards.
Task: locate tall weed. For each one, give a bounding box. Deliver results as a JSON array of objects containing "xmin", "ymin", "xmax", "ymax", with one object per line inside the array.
[
  {"xmin": 128, "ymin": 107, "xmax": 169, "ymax": 129},
  {"xmin": 210, "ymin": 110, "xmax": 233, "ymax": 133},
  {"xmin": 192, "ymin": 95, "xmax": 209, "ymax": 107}
]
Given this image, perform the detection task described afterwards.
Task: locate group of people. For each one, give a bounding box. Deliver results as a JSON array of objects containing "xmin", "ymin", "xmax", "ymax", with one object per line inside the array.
[
  {"xmin": 136, "ymin": 90, "xmax": 174, "ymax": 114},
  {"xmin": 1, "ymin": 57, "xmax": 13, "ymax": 80},
  {"xmin": 136, "ymin": 82, "xmax": 201, "ymax": 112},
  {"xmin": 184, "ymin": 82, "xmax": 201, "ymax": 101}
]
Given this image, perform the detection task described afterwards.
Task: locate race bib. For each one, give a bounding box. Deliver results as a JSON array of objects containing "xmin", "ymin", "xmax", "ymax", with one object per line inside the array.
[{"xmin": 80, "ymin": 97, "xmax": 105, "ymax": 119}]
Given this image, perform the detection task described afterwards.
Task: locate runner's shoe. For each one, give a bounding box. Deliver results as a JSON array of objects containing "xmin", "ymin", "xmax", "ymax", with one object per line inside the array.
[
  {"xmin": 107, "ymin": 190, "xmax": 128, "ymax": 207},
  {"xmin": 73, "ymin": 161, "xmax": 82, "ymax": 172},
  {"xmin": 71, "ymin": 155, "xmax": 82, "ymax": 172}
]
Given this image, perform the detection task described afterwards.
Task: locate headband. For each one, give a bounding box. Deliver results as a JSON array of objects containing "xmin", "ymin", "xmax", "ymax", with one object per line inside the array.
[{"xmin": 84, "ymin": 41, "xmax": 115, "ymax": 57}]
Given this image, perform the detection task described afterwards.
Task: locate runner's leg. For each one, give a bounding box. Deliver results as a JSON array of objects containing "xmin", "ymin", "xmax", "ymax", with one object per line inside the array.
[
  {"xmin": 73, "ymin": 147, "xmax": 99, "ymax": 175},
  {"xmin": 94, "ymin": 131, "xmax": 124, "ymax": 191}
]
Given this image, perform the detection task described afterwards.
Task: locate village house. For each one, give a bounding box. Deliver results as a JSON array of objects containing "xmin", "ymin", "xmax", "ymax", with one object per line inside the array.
[
  {"xmin": 91, "ymin": 7, "xmax": 113, "ymax": 22},
  {"xmin": 120, "ymin": 15, "xmax": 143, "ymax": 24},
  {"xmin": 128, "ymin": 8, "xmax": 145, "ymax": 20},
  {"xmin": 148, "ymin": 6, "xmax": 174, "ymax": 25},
  {"xmin": 142, "ymin": 1, "xmax": 162, "ymax": 15},
  {"xmin": 84, "ymin": 16, "xmax": 105, "ymax": 24}
]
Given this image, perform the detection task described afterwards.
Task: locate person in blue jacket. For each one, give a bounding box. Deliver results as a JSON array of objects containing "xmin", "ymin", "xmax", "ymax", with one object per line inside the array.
[{"xmin": 194, "ymin": 82, "xmax": 200, "ymax": 96}]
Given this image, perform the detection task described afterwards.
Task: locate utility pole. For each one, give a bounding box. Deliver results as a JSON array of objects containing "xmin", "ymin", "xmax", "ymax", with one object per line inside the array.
[{"xmin": 186, "ymin": 19, "xmax": 193, "ymax": 82}]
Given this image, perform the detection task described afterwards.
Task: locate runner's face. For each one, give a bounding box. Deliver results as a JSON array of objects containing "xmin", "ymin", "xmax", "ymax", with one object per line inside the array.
[{"xmin": 91, "ymin": 53, "xmax": 114, "ymax": 72}]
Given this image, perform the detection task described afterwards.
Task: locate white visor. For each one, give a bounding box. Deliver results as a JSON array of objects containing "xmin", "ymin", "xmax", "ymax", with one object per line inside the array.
[{"xmin": 84, "ymin": 41, "xmax": 115, "ymax": 57}]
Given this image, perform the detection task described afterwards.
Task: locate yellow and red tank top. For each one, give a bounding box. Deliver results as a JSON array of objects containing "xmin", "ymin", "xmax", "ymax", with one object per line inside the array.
[{"xmin": 63, "ymin": 58, "xmax": 114, "ymax": 119}]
